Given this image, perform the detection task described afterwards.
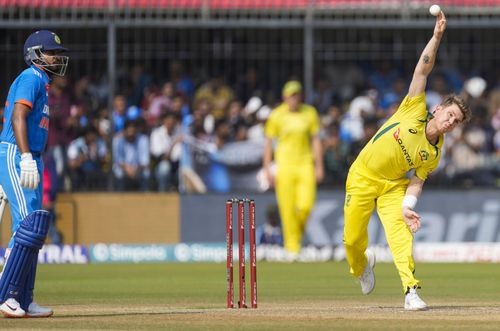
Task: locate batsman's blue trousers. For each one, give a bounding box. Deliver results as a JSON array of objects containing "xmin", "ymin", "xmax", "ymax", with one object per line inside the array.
[{"xmin": 0, "ymin": 142, "xmax": 43, "ymax": 248}]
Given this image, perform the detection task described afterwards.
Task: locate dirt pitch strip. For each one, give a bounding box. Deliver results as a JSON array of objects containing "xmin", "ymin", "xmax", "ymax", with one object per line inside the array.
[{"xmin": 2, "ymin": 301, "xmax": 500, "ymax": 330}]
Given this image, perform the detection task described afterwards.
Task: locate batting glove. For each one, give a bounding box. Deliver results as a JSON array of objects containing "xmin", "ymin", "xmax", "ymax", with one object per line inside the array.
[{"xmin": 20, "ymin": 153, "xmax": 39, "ymax": 190}]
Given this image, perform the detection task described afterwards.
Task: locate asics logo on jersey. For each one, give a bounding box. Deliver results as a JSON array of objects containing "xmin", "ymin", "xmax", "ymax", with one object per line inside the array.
[
  {"xmin": 409, "ymin": 128, "xmax": 417, "ymax": 134},
  {"xmin": 393, "ymin": 127, "xmax": 415, "ymax": 167}
]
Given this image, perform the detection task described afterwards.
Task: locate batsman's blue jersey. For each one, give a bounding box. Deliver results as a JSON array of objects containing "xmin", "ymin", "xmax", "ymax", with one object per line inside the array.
[
  {"xmin": 0, "ymin": 65, "xmax": 48, "ymax": 247},
  {"xmin": 0, "ymin": 65, "xmax": 50, "ymax": 153}
]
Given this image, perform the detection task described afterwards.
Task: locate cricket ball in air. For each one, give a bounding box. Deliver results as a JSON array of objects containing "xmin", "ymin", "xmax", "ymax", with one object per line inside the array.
[{"xmin": 429, "ymin": 4, "xmax": 441, "ymax": 16}]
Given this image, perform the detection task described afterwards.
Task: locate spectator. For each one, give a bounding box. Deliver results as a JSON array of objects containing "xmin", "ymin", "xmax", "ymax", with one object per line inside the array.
[
  {"xmin": 170, "ymin": 92, "xmax": 191, "ymax": 128},
  {"xmin": 95, "ymin": 107, "xmax": 112, "ymax": 141},
  {"xmin": 67, "ymin": 126, "xmax": 108, "ymax": 191},
  {"xmin": 150, "ymin": 112, "xmax": 182, "ymax": 191},
  {"xmin": 322, "ymin": 123, "xmax": 350, "ymax": 186},
  {"xmin": 247, "ymin": 106, "xmax": 271, "ymax": 142},
  {"xmin": 73, "ymin": 76, "xmax": 96, "ymax": 116},
  {"xmin": 194, "ymin": 74, "xmax": 234, "ymax": 120},
  {"xmin": 112, "ymin": 120, "xmax": 150, "ymax": 191},
  {"xmin": 340, "ymin": 89, "xmax": 379, "ymax": 143},
  {"xmin": 312, "ymin": 77, "xmax": 337, "ymax": 114},
  {"xmin": 126, "ymin": 105, "xmax": 143, "ymax": 122},
  {"xmin": 169, "ymin": 60, "xmax": 195, "ymax": 99},
  {"xmin": 226, "ymin": 100, "xmax": 247, "ymax": 142},
  {"xmin": 128, "ymin": 63, "xmax": 153, "ymax": 108},
  {"xmin": 320, "ymin": 105, "xmax": 343, "ymax": 130},
  {"xmin": 235, "ymin": 67, "xmax": 265, "ymax": 104},
  {"xmin": 368, "ymin": 60, "xmax": 400, "ymax": 95},
  {"xmin": 147, "ymin": 82, "xmax": 174, "ymax": 127},
  {"xmin": 47, "ymin": 75, "xmax": 72, "ymax": 192},
  {"xmin": 66, "ymin": 104, "xmax": 89, "ymax": 139},
  {"xmin": 202, "ymin": 120, "xmax": 231, "ymax": 193},
  {"xmin": 346, "ymin": 117, "xmax": 379, "ymax": 167},
  {"xmin": 112, "ymin": 95, "xmax": 127, "ymax": 133},
  {"xmin": 192, "ymin": 98, "xmax": 215, "ymax": 136}
]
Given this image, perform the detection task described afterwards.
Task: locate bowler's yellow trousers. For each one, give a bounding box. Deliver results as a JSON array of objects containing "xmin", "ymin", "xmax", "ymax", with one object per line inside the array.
[
  {"xmin": 275, "ymin": 161, "xmax": 316, "ymax": 254},
  {"xmin": 344, "ymin": 161, "xmax": 420, "ymax": 292}
]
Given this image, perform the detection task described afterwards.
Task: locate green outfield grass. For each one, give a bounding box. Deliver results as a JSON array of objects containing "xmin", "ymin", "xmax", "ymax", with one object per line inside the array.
[{"xmin": 2, "ymin": 262, "xmax": 500, "ymax": 330}]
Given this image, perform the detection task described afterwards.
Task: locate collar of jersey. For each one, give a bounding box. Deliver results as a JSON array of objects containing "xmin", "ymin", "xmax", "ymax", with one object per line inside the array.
[
  {"xmin": 31, "ymin": 64, "xmax": 51, "ymax": 81},
  {"xmin": 424, "ymin": 115, "xmax": 441, "ymax": 148}
]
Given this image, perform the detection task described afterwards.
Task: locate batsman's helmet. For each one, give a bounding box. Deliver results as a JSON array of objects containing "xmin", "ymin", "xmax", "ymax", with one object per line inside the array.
[{"xmin": 24, "ymin": 30, "xmax": 69, "ymax": 76}]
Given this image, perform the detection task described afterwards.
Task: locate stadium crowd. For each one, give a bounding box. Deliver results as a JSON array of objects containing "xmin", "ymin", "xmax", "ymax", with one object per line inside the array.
[{"xmin": 6, "ymin": 60, "xmax": 499, "ymax": 192}]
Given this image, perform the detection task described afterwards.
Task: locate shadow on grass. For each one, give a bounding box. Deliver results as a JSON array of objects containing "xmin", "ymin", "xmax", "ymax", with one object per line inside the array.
[{"xmin": 54, "ymin": 311, "xmax": 207, "ymax": 318}]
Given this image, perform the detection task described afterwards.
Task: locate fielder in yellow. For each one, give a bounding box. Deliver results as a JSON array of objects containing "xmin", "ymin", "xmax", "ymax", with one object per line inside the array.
[
  {"xmin": 263, "ymin": 81, "xmax": 324, "ymax": 260},
  {"xmin": 344, "ymin": 11, "xmax": 471, "ymax": 310}
]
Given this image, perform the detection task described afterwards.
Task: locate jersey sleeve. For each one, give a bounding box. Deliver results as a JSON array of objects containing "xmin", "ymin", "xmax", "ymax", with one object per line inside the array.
[
  {"xmin": 415, "ymin": 155, "xmax": 440, "ymax": 181},
  {"xmin": 13, "ymin": 72, "xmax": 40, "ymax": 109},
  {"xmin": 393, "ymin": 93, "xmax": 427, "ymax": 120}
]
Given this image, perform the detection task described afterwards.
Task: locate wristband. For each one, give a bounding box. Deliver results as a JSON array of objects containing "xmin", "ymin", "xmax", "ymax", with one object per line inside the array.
[{"xmin": 402, "ymin": 195, "xmax": 418, "ymax": 210}]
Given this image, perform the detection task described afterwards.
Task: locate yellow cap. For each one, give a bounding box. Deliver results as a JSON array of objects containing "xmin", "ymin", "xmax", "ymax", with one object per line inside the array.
[{"xmin": 282, "ymin": 80, "xmax": 302, "ymax": 98}]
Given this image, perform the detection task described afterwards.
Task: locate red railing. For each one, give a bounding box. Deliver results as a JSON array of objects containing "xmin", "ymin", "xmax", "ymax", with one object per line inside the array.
[{"xmin": 0, "ymin": 0, "xmax": 498, "ymax": 9}]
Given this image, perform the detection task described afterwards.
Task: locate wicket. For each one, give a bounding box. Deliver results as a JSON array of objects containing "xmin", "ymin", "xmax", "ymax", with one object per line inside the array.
[{"xmin": 226, "ymin": 198, "xmax": 257, "ymax": 309}]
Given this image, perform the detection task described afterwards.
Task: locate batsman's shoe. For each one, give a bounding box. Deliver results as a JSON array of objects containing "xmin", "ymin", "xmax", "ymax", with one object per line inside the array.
[
  {"xmin": 26, "ymin": 302, "xmax": 54, "ymax": 318},
  {"xmin": 404, "ymin": 287, "xmax": 427, "ymax": 311},
  {"xmin": 0, "ymin": 298, "xmax": 26, "ymax": 318},
  {"xmin": 358, "ymin": 249, "xmax": 376, "ymax": 295}
]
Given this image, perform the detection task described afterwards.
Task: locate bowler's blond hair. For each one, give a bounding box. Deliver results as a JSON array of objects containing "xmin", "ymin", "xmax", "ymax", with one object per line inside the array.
[{"xmin": 440, "ymin": 95, "xmax": 471, "ymax": 124}]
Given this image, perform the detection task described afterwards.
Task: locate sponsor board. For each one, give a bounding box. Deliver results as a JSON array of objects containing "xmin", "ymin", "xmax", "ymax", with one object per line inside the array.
[
  {"xmin": 89, "ymin": 243, "xmax": 500, "ymax": 263},
  {"xmin": 90, "ymin": 243, "xmax": 168, "ymax": 263},
  {"xmin": 335, "ymin": 243, "xmax": 500, "ymax": 263},
  {"xmin": 257, "ymin": 245, "xmax": 333, "ymax": 262},
  {"xmin": 0, "ymin": 245, "xmax": 88, "ymax": 265},
  {"xmin": 2, "ymin": 242, "xmax": 500, "ymax": 264},
  {"xmin": 182, "ymin": 191, "xmax": 500, "ymax": 245},
  {"xmin": 38, "ymin": 245, "xmax": 89, "ymax": 264},
  {"xmin": 89, "ymin": 243, "xmax": 250, "ymax": 263}
]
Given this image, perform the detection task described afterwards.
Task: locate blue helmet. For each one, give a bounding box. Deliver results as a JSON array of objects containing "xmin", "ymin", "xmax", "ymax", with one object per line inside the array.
[{"xmin": 24, "ymin": 30, "xmax": 69, "ymax": 76}]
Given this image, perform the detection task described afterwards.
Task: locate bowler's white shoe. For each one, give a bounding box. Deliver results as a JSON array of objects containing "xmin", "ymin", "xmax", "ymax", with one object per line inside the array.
[
  {"xmin": 404, "ymin": 287, "xmax": 427, "ymax": 311},
  {"xmin": 358, "ymin": 249, "xmax": 376, "ymax": 295},
  {"xmin": 0, "ymin": 298, "xmax": 26, "ymax": 318},
  {"xmin": 26, "ymin": 302, "xmax": 53, "ymax": 318}
]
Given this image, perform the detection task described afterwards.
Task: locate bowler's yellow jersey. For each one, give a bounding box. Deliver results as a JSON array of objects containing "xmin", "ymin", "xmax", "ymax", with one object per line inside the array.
[
  {"xmin": 264, "ymin": 102, "xmax": 320, "ymax": 164},
  {"xmin": 356, "ymin": 93, "xmax": 442, "ymax": 181}
]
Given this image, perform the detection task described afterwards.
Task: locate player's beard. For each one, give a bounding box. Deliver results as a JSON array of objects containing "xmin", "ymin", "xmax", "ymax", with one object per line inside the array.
[
  {"xmin": 46, "ymin": 55, "xmax": 69, "ymax": 76},
  {"xmin": 36, "ymin": 51, "xmax": 69, "ymax": 76}
]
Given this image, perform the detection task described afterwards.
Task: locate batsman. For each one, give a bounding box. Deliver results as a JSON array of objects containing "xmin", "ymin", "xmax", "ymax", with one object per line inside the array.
[
  {"xmin": 0, "ymin": 30, "xmax": 69, "ymax": 317},
  {"xmin": 343, "ymin": 11, "xmax": 471, "ymax": 310}
]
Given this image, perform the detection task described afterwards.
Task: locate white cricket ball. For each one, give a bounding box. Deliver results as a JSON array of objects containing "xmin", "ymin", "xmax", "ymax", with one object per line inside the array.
[{"xmin": 429, "ymin": 4, "xmax": 441, "ymax": 16}]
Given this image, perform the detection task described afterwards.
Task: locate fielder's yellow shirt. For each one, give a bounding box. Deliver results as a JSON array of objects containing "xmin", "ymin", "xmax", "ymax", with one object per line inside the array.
[
  {"xmin": 356, "ymin": 93, "xmax": 442, "ymax": 181},
  {"xmin": 265, "ymin": 102, "xmax": 320, "ymax": 164}
]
